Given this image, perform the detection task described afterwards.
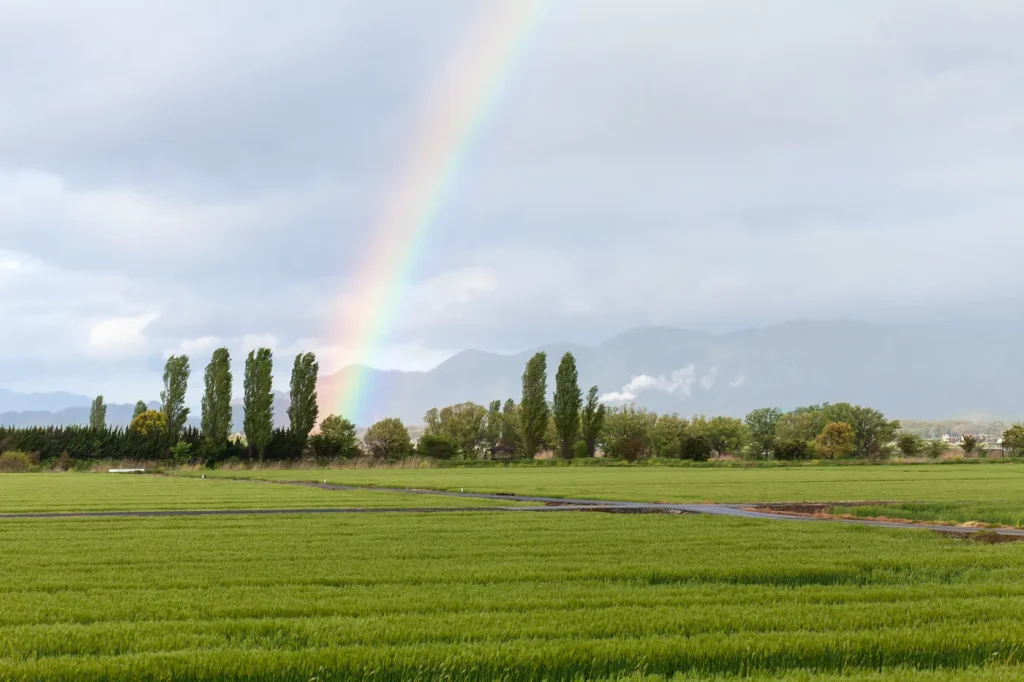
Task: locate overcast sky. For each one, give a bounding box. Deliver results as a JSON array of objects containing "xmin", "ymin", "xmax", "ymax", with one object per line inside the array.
[{"xmin": 1, "ymin": 0, "xmax": 1023, "ymax": 402}]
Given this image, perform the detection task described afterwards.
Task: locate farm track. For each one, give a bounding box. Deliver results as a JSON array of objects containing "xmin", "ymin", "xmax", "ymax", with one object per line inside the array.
[{"xmin": 5, "ymin": 474, "xmax": 1022, "ymax": 539}]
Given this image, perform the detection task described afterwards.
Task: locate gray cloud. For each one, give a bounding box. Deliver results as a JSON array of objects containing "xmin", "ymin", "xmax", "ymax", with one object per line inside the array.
[{"xmin": 1, "ymin": 0, "xmax": 1023, "ymax": 401}]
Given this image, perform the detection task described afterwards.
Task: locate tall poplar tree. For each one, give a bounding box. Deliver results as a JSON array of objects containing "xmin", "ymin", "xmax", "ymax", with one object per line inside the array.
[
  {"xmin": 133, "ymin": 401, "xmax": 148, "ymax": 420},
  {"xmin": 288, "ymin": 352, "xmax": 319, "ymax": 452},
  {"xmin": 89, "ymin": 395, "xmax": 107, "ymax": 431},
  {"xmin": 552, "ymin": 352, "xmax": 582, "ymax": 459},
  {"xmin": 243, "ymin": 348, "xmax": 274, "ymax": 461},
  {"xmin": 201, "ymin": 348, "xmax": 233, "ymax": 449},
  {"xmin": 519, "ymin": 352, "xmax": 548, "ymax": 458},
  {"xmin": 161, "ymin": 355, "xmax": 191, "ymax": 438},
  {"xmin": 580, "ymin": 386, "xmax": 607, "ymax": 457},
  {"xmin": 485, "ymin": 400, "xmax": 502, "ymax": 450},
  {"xmin": 500, "ymin": 399, "xmax": 519, "ymax": 451}
]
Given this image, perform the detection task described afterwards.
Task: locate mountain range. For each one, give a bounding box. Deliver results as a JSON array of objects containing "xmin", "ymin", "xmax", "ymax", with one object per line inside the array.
[{"xmin": 1, "ymin": 320, "xmax": 1021, "ymax": 428}]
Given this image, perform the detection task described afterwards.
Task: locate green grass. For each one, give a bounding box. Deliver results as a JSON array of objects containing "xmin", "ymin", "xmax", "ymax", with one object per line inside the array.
[
  {"xmin": 1, "ymin": 512, "xmax": 1024, "ymax": 680},
  {"xmin": 195, "ymin": 463, "xmax": 1024, "ymax": 504},
  {"xmin": 833, "ymin": 502, "xmax": 1024, "ymax": 529},
  {"xmin": 0, "ymin": 474, "xmax": 527, "ymax": 513}
]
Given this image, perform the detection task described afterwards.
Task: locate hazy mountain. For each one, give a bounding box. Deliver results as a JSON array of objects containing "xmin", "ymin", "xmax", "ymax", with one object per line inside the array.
[
  {"xmin": 3, "ymin": 321, "xmax": 1022, "ymax": 428},
  {"xmin": 317, "ymin": 320, "xmax": 1024, "ymax": 425}
]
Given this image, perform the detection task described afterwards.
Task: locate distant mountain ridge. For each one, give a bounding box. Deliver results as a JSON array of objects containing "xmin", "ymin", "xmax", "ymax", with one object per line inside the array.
[{"xmin": 2, "ymin": 320, "xmax": 1022, "ymax": 428}]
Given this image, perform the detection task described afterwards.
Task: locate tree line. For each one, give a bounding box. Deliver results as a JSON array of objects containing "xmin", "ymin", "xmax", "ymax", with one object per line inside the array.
[{"xmin": 3, "ymin": 348, "xmax": 1024, "ymax": 467}]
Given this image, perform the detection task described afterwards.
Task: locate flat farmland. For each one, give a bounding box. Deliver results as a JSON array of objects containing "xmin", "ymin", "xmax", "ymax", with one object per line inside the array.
[
  {"xmin": 197, "ymin": 462, "xmax": 1024, "ymax": 504},
  {"xmin": 0, "ymin": 474, "xmax": 527, "ymax": 514},
  {"xmin": 2, "ymin": 510, "xmax": 1024, "ymax": 680}
]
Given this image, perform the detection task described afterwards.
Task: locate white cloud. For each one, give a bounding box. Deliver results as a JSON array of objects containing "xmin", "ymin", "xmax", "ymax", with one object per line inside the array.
[
  {"xmin": 700, "ymin": 366, "xmax": 719, "ymax": 391},
  {"xmin": 86, "ymin": 313, "xmax": 159, "ymax": 359},
  {"xmin": 601, "ymin": 365, "xmax": 696, "ymax": 403},
  {"xmin": 729, "ymin": 373, "xmax": 747, "ymax": 389},
  {"xmin": 164, "ymin": 336, "xmax": 220, "ymax": 358}
]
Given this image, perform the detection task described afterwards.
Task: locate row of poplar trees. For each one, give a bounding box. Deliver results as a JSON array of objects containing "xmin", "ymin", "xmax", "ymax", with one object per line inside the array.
[
  {"xmin": 519, "ymin": 351, "xmax": 606, "ymax": 459},
  {"xmin": 120, "ymin": 348, "xmax": 320, "ymax": 461}
]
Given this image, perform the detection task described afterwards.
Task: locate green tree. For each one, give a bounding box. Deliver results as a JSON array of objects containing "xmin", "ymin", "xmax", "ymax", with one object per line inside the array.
[
  {"xmin": 651, "ymin": 413, "xmax": 687, "ymax": 458},
  {"xmin": 600, "ymin": 404, "xmax": 656, "ymax": 460},
  {"xmin": 552, "ymin": 352, "xmax": 582, "ymax": 460},
  {"xmin": 814, "ymin": 422, "xmax": 856, "ymax": 459},
  {"xmin": 417, "ymin": 433, "xmax": 456, "ymax": 460},
  {"xmin": 133, "ymin": 401, "xmax": 149, "ymax": 420},
  {"xmin": 694, "ymin": 415, "xmax": 749, "ymax": 456},
  {"xmin": 485, "ymin": 400, "xmax": 502, "ymax": 450},
  {"xmin": 500, "ymin": 399, "xmax": 519, "ymax": 451},
  {"xmin": 896, "ymin": 433, "xmax": 924, "ymax": 458},
  {"xmin": 129, "ymin": 410, "xmax": 167, "ymax": 437},
  {"xmin": 519, "ymin": 352, "xmax": 549, "ymax": 458},
  {"xmin": 89, "ymin": 395, "xmax": 106, "ymax": 431},
  {"xmin": 680, "ymin": 432, "xmax": 713, "ymax": 462},
  {"xmin": 307, "ymin": 413, "xmax": 360, "ymax": 456},
  {"xmin": 775, "ymin": 411, "xmax": 820, "ymax": 448},
  {"xmin": 310, "ymin": 414, "xmax": 360, "ymax": 459},
  {"xmin": 848, "ymin": 405, "xmax": 900, "ymax": 459},
  {"xmin": 925, "ymin": 439, "xmax": 947, "ymax": 459},
  {"xmin": 200, "ymin": 348, "xmax": 233, "ymax": 450},
  {"xmin": 579, "ymin": 386, "xmax": 606, "ymax": 458},
  {"xmin": 745, "ymin": 407, "xmax": 782, "ymax": 459},
  {"xmin": 960, "ymin": 434, "xmax": 978, "ymax": 455},
  {"xmin": 243, "ymin": 348, "xmax": 274, "ymax": 462},
  {"xmin": 161, "ymin": 355, "xmax": 191, "ymax": 438},
  {"xmin": 1002, "ymin": 425, "xmax": 1024, "ymax": 457},
  {"xmin": 288, "ymin": 352, "xmax": 319, "ymax": 452},
  {"xmin": 364, "ymin": 417, "xmax": 412, "ymax": 459}
]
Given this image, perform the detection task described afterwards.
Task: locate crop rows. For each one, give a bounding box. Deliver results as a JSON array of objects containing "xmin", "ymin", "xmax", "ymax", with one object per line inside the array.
[
  {"xmin": 833, "ymin": 501, "xmax": 1024, "ymax": 528},
  {"xmin": 196, "ymin": 462, "xmax": 1024, "ymax": 503},
  {"xmin": 0, "ymin": 474, "xmax": 526, "ymax": 513},
  {"xmin": 1, "ymin": 511, "xmax": 1024, "ymax": 680}
]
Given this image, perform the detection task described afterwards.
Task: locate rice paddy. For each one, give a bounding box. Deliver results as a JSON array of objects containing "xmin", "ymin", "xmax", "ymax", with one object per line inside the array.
[
  {"xmin": 195, "ymin": 462, "xmax": 1024, "ymax": 504},
  {"xmin": 3, "ymin": 468, "xmax": 1024, "ymax": 680}
]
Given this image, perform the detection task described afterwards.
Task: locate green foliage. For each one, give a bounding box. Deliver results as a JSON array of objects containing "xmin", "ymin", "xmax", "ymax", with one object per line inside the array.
[
  {"xmin": 485, "ymin": 400, "xmax": 502, "ymax": 450},
  {"xmin": 600, "ymin": 404, "xmax": 656, "ymax": 460},
  {"xmin": 170, "ymin": 440, "xmax": 193, "ymax": 465},
  {"xmin": 1003, "ymin": 424, "xmax": 1024, "ymax": 456},
  {"xmin": 423, "ymin": 402, "xmax": 488, "ymax": 458},
  {"xmin": 130, "ymin": 410, "xmax": 168, "ymax": 437},
  {"xmin": 961, "ymin": 434, "xmax": 979, "ymax": 454},
  {"xmin": 519, "ymin": 352, "xmax": 549, "ymax": 458},
  {"xmin": 500, "ymin": 399, "xmax": 519, "ymax": 452},
  {"xmin": 0, "ymin": 451, "xmax": 31, "ymax": 472},
  {"xmin": 846, "ymin": 405, "xmax": 901, "ymax": 459},
  {"xmin": 579, "ymin": 386, "xmax": 606, "ymax": 458},
  {"xmin": 287, "ymin": 352, "xmax": 319, "ymax": 450},
  {"xmin": 88, "ymin": 395, "xmax": 106, "ymax": 431},
  {"xmin": 679, "ymin": 433, "xmax": 712, "ymax": 462},
  {"xmin": 132, "ymin": 401, "xmax": 148, "ymax": 420},
  {"xmin": 416, "ymin": 433, "xmax": 456, "ymax": 460},
  {"xmin": 775, "ymin": 438, "xmax": 813, "ymax": 460},
  {"xmin": 552, "ymin": 352, "xmax": 582, "ymax": 460},
  {"xmin": 311, "ymin": 415, "xmax": 360, "ymax": 459},
  {"xmin": 243, "ymin": 348, "xmax": 274, "ymax": 461},
  {"xmin": 650, "ymin": 413, "xmax": 686, "ymax": 458},
  {"xmin": 161, "ymin": 355, "xmax": 191, "ymax": 437},
  {"xmin": 815, "ymin": 422, "xmax": 857, "ymax": 459},
  {"xmin": 363, "ymin": 417, "xmax": 413, "ymax": 459},
  {"xmin": 745, "ymin": 407, "xmax": 781, "ymax": 459},
  {"xmin": 896, "ymin": 433, "xmax": 924, "ymax": 457},
  {"xmin": 693, "ymin": 415, "xmax": 749, "ymax": 456},
  {"xmin": 925, "ymin": 439, "xmax": 947, "ymax": 459},
  {"xmin": 201, "ymin": 348, "xmax": 233, "ymax": 451}
]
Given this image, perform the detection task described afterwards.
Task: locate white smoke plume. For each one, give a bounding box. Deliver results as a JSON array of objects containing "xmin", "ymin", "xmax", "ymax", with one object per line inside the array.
[{"xmin": 600, "ymin": 365, "xmax": 697, "ymax": 403}]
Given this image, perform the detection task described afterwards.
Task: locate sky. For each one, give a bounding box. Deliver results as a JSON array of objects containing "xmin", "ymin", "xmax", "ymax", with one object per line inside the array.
[{"xmin": 1, "ymin": 0, "xmax": 1023, "ymax": 403}]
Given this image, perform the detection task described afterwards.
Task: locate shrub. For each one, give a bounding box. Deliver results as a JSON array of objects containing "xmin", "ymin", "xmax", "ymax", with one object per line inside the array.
[
  {"xmin": 416, "ymin": 434, "xmax": 456, "ymax": 460},
  {"xmin": 54, "ymin": 451, "xmax": 75, "ymax": 471},
  {"xmin": 896, "ymin": 433, "xmax": 924, "ymax": 457},
  {"xmin": 0, "ymin": 451, "xmax": 32, "ymax": 473}
]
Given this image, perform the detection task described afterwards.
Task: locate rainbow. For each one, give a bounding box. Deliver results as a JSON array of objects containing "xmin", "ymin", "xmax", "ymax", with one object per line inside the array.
[{"xmin": 327, "ymin": 0, "xmax": 548, "ymax": 424}]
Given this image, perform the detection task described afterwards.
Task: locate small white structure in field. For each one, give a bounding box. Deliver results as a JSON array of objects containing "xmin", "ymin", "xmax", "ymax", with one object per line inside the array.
[{"xmin": 109, "ymin": 468, "xmax": 146, "ymax": 474}]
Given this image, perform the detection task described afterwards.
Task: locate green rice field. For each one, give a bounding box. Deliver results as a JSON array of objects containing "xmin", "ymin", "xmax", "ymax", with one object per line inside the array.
[
  {"xmin": 195, "ymin": 462, "xmax": 1024, "ymax": 504},
  {"xmin": 3, "ymin": 469, "xmax": 1024, "ymax": 680},
  {"xmin": 833, "ymin": 501, "xmax": 1024, "ymax": 529},
  {"xmin": 2, "ymin": 509, "xmax": 1024, "ymax": 680},
  {"xmin": 0, "ymin": 474, "xmax": 526, "ymax": 513}
]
